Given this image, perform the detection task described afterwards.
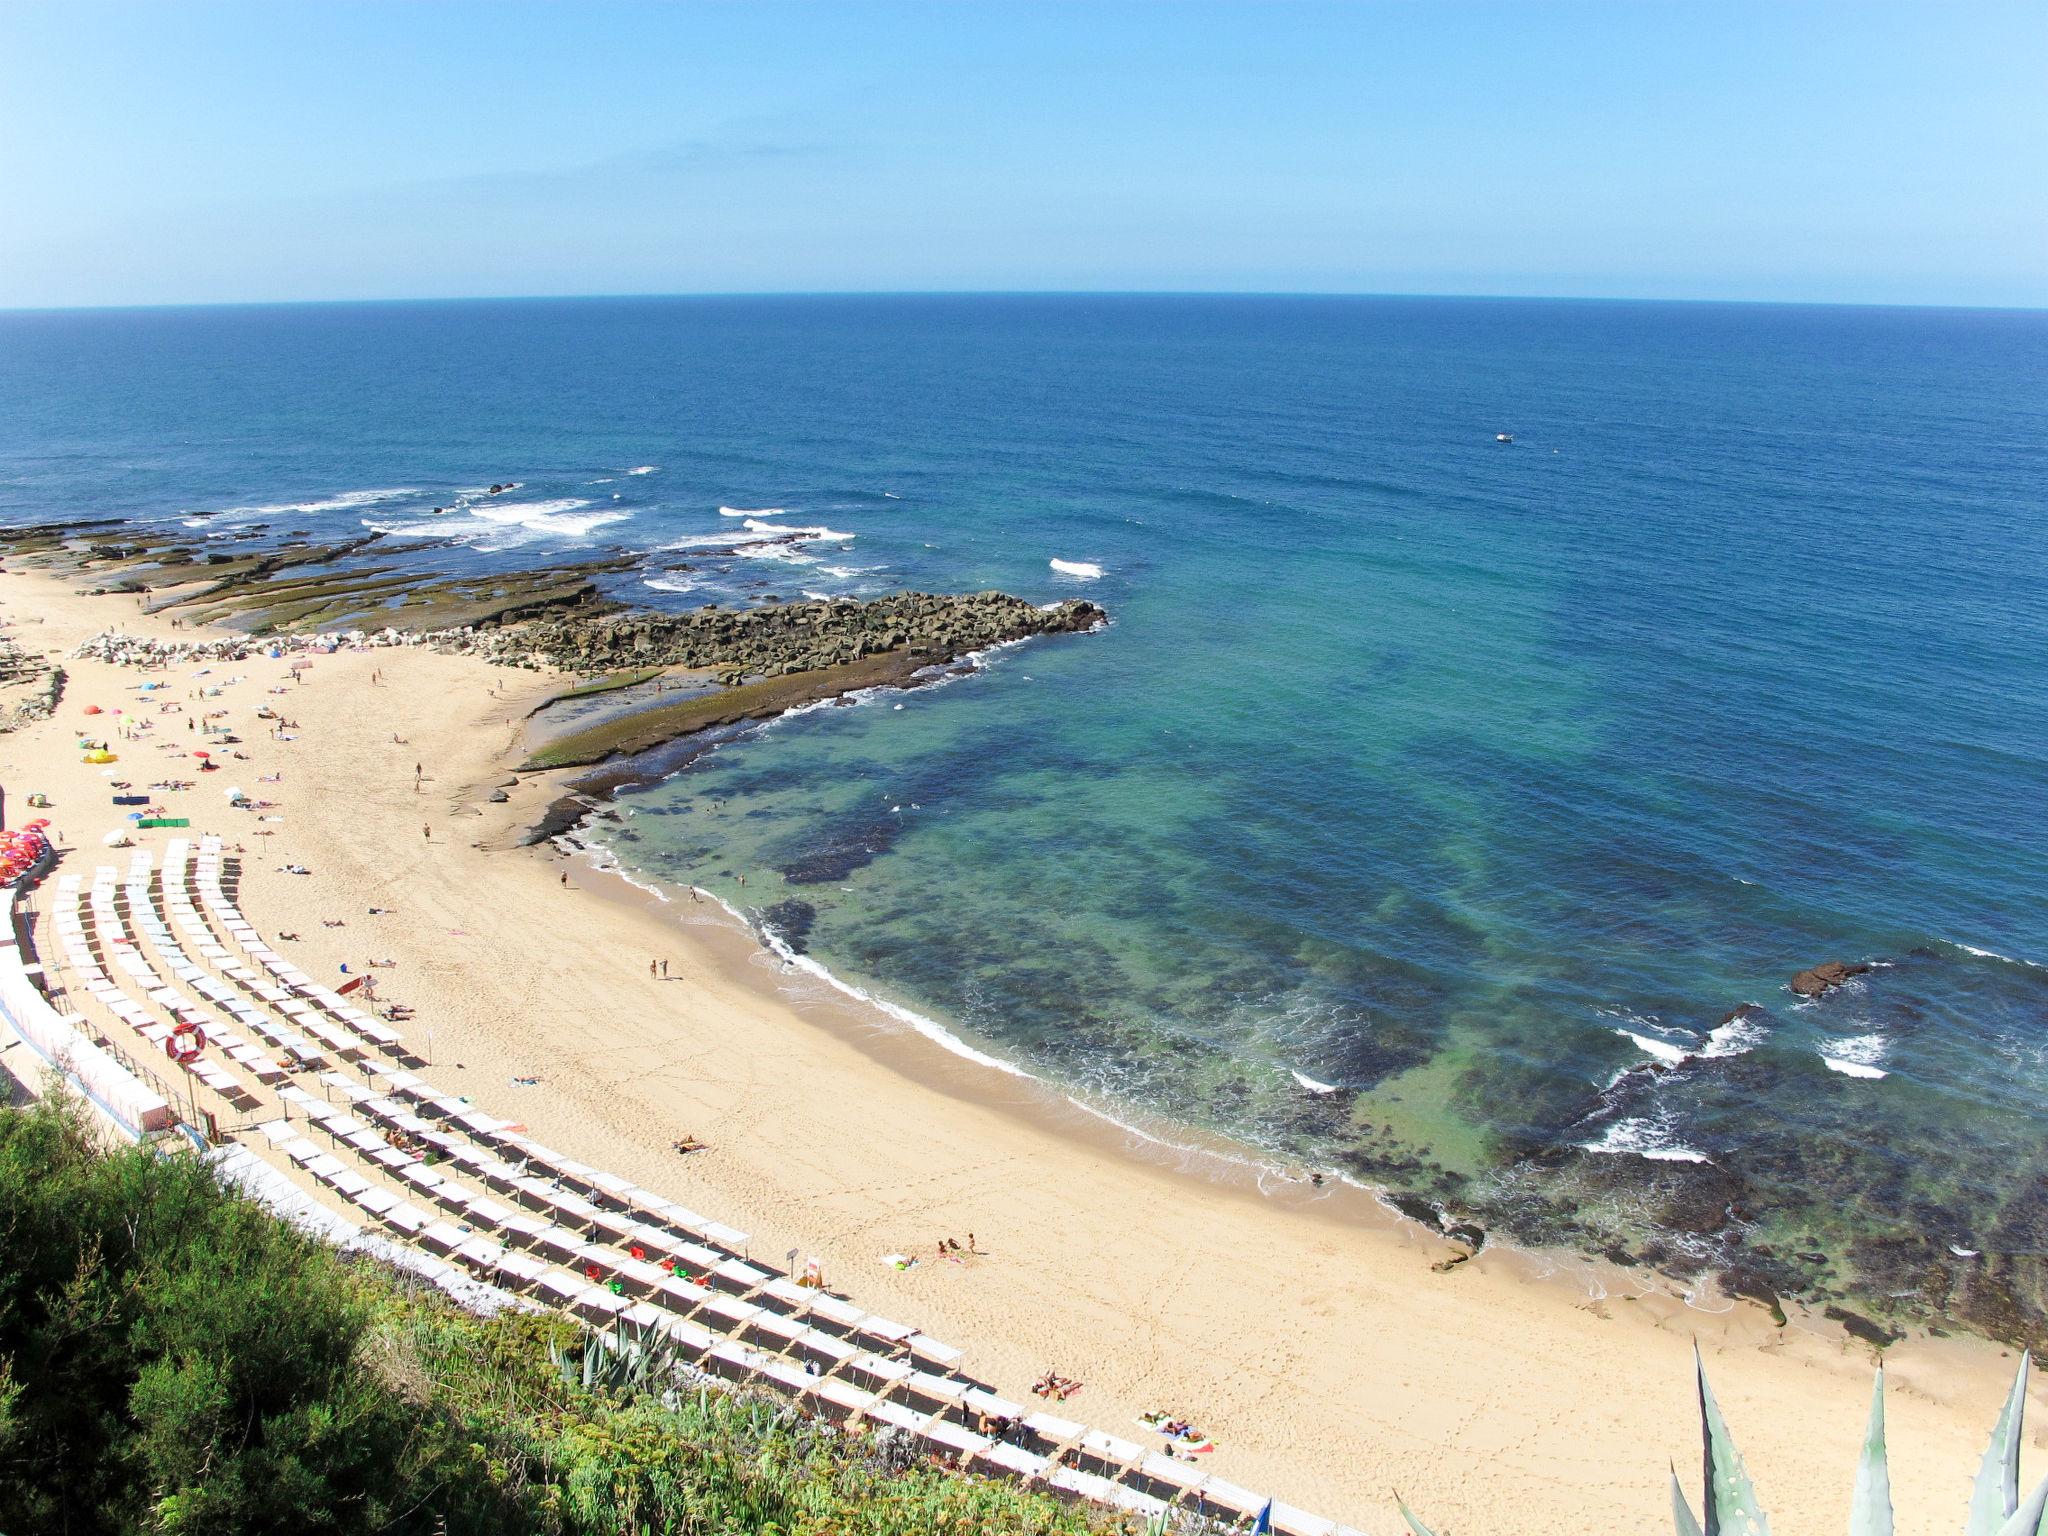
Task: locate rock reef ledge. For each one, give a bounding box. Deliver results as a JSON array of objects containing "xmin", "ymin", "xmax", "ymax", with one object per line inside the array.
[{"xmin": 496, "ymin": 591, "xmax": 1105, "ymax": 682}]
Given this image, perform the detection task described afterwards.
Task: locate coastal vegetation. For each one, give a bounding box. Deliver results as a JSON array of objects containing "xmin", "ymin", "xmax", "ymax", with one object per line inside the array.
[{"xmin": 0, "ymin": 1094, "xmax": 1115, "ymax": 1535}]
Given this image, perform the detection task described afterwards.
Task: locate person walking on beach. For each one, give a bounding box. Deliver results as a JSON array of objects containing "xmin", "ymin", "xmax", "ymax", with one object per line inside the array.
[
  {"xmin": 422, "ymin": 824, "xmax": 430, "ymax": 840},
  {"xmin": 660, "ymin": 959, "xmax": 669, "ymax": 978},
  {"xmin": 650, "ymin": 959, "xmax": 657, "ymax": 978}
]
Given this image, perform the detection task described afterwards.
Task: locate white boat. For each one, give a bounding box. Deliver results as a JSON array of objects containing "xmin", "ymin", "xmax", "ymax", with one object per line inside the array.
[{"xmin": 1496, "ymin": 432, "xmax": 1514, "ymax": 444}]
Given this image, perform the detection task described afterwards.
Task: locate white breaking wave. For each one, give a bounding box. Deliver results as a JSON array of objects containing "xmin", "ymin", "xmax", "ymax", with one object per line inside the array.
[
  {"xmin": 1290, "ymin": 1070, "xmax": 1340, "ymax": 1095},
  {"xmin": 188, "ymin": 487, "xmax": 418, "ymax": 519},
  {"xmin": 1701, "ymin": 1013, "xmax": 1767, "ymax": 1057},
  {"xmin": 719, "ymin": 505, "xmax": 784, "ymax": 517},
  {"xmin": 366, "ymin": 496, "xmax": 628, "ymax": 546},
  {"xmin": 736, "ymin": 543, "xmax": 820, "ymax": 566},
  {"xmin": 1580, "ymin": 1114, "xmax": 1711, "ymax": 1163},
  {"xmin": 664, "ymin": 529, "xmax": 780, "ymax": 550},
  {"xmin": 743, "ymin": 519, "xmax": 855, "ymax": 540},
  {"xmin": 1949, "ymin": 939, "xmax": 2048, "ymax": 972},
  {"xmin": 468, "ymin": 496, "xmax": 585, "ymax": 522},
  {"xmin": 1050, "ymin": 558, "xmax": 1104, "ymax": 579},
  {"xmin": 1820, "ymin": 1033, "xmax": 1890, "ymax": 1079},
  {"xmin": 1615, "ymin": 1028, "xmax": 1690, "ymax": 1067},
  {"xmin": 1611, "ymin": 1011, "xmax": 1764, "ymax": 1070},
  {"xmin": 625, "ymin": 465, "xmax": 658, "ymax": 475},
  {"xmin": 642, "ymin": 575, "xmax": 700, "ymax": 594},
  {"xmin": 466, "ymin": 498, "xmax": 630, "ymax": 537}
]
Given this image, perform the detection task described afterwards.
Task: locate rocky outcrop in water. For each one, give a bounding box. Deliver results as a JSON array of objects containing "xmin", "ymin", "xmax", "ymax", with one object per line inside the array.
[
  {"xmin": 500, "ymin": 592, "xmax": 1105, "ymax": 680},
  {"xmin": 1790, "ymin": 960, "xmax": 1871, "ymax": 997}
]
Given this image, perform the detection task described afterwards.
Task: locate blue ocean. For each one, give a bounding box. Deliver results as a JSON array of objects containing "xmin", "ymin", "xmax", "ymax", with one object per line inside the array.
[{"xmin": 4, "ymin": 295, "xmax": 2045, "ymax": 1319}]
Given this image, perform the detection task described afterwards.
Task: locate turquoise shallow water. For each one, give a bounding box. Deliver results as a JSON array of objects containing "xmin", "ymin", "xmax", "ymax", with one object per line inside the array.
[{"xmin": 3, "ymin": 295, "xmax": 2046, "ymax": 1326}]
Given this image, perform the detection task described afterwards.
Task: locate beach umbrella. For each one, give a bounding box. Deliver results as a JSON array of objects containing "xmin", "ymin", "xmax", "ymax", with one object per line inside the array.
[
  {"xmin": 83, "ymin": 705, "xmax": 102, "ymax": 715},
  {"xmin": 223, "ymin": 786, "xmax": 245, "ymax": 800},
  {"xmin": 192, "ymin": 750, "xmax": 210, "ymax": 759}
]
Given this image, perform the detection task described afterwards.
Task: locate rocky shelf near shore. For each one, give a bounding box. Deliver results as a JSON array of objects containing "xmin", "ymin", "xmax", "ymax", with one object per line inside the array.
[{"xmin": 493, "ymin": 591, "xmax": 1105, "ymax": 682}]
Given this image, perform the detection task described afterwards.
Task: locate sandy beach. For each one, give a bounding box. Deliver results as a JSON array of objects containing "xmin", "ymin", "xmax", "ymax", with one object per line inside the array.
[{"xmin": 2, "ymin": 559, "xmax": 2039, "ymax": 1536}]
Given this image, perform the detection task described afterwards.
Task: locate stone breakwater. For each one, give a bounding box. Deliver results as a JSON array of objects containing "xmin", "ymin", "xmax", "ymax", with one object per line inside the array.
[{"xmin": 501, "ymin": 592, "xmax": 1107, "ymax": 682}]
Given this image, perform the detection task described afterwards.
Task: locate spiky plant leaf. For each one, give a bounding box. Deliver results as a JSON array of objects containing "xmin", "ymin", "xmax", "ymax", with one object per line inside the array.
[
  {"xmin": 1696, "ymin": 1346, "xmax": 1771, "ymax": 1536},
  {"xmin": 1672, "ymin": 1469, "xmax": 1706, "ymax": 1536},
  {"xmin": 1396, "ymin": 1495, "xmax": 1438, "ymax": 1536},
  {"xmin": 1969, "ymin": 1357, "xmax": 2031, "ymax": 1536},
  {"xmin": 1850, "ymin": 1367, "xmax": 1893, "ymax": 1536},
  {"xmin": 1992, "ymin": 1474, "xmax": 2048, "ymax": 1536}
]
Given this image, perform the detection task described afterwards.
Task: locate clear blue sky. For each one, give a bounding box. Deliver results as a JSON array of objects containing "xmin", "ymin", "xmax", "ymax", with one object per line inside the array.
[{"xmin": 1, "ymin": 1, "xmax": 2041, "ymax": 309}]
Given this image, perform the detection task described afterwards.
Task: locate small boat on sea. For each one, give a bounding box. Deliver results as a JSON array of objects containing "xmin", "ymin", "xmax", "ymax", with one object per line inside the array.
[{"xmin": 1496, "ymin": 432, "xmax": 1514, "ymax": 444}]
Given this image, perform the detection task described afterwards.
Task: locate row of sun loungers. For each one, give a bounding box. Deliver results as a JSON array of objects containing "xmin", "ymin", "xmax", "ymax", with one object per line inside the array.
[
  {"xmin": 10, "ymin": 838, "xmax": 1353, "ymax": 1534},
  {"xmin": 0, "ymin": 917, "xmax": 173, "ymax": 1136}
]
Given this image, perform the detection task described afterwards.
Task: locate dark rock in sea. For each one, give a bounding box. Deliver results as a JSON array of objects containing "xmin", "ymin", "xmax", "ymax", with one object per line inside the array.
[
  {"xmin": 1445, "ymin": 1221, "xmax": 1487, "ymax": 1251},
  {"xmin": 759, "ymin": 899, "xmax": 817, "ymax": 954},
  {"xmin": 1824, "ymin": 1305, "xmax": 1903, "ymax": 1349},
  {"xmin": 1721, "ymin": 1267, "xmax": 1788, "ymax": 1326},
  {"xmin": 778, "ymin": 815, "xmax": 903, "ymax": 884},
  {"xmin": 1790, "ymin": 960, "xmax": 1872, "ymax": 997},
  {"xmin": 1384, "ymin": 1192, "xmax": 1445, "ymax": 1230},
  {"xmin": 523, "ymin": 792, "xmax": 602, "ymax": 846}
]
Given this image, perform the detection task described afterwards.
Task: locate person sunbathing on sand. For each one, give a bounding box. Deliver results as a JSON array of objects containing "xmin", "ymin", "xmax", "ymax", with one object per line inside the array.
[{"xmin": 671, "ymin": 1135, "xmax": 705, "ymax": 1154}]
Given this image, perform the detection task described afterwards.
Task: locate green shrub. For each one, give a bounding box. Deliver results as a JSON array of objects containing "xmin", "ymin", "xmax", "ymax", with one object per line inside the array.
[{"xmin": 0, "ymin": 1096, "xmax": 1117, "ymax": 1535}]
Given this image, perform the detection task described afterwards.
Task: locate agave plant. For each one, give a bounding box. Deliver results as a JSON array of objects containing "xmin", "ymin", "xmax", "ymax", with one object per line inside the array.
[
  {"xmin": 1398, "ymin": 1351, "xmax": 2044, "ymax": 1536},
  {"xmin": 548, "ymin": 1317, "xmax": 688, "ymax": 1397}
]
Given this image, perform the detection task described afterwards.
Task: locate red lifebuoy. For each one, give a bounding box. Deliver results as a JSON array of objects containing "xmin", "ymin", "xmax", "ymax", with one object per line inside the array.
[{"xmin": 165, "ymin": 1020, "xmax": 206, "ymax": 1064}]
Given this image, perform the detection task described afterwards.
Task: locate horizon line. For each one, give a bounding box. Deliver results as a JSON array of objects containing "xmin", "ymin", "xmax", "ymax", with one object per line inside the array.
[{"xmin": 3, "ymin": 287, "xmax": 2045, "ymax": 319}]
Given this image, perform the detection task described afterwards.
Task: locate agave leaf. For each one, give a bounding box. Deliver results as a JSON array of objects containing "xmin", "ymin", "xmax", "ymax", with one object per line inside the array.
[
  {"xmin": 1969, "ymin": 1357, "xmax": 2032, "ymax": 1536},
  {"xmin": 1396, "ymin": 1495, "xmax": 1438, "ymax": 1536},
  {"xmin": 1850, "ymin": 1368, "xmax": 1893, "ymax": 1536},
  {"xmin": 1697, "ymin": 1345, "xmax": 1772, "ymax": 1536},
  {"xmin": 1992, "ymin": 1473, "xmax": 2048, "ymax": 1536},
  {"xmin": 1672, "ymin": 1469, "xmax": 1706, "ymax": 1536}
]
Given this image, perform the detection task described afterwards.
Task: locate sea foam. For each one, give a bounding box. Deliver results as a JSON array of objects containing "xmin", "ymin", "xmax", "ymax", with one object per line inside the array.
[
  {"xmin": 1819, "ymin": 1033, "xmax": 1890, "ymax": 1079},
  {"xmin": 1579, "ymin": 1114, "xmax": 1711, "ymax": 1163}
]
